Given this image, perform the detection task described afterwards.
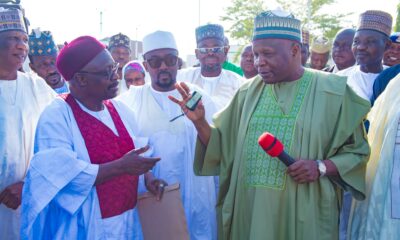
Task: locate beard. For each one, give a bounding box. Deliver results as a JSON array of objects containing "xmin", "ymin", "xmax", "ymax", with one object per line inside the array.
[
  {"xmin": 156, "ymin": 70, "xmax": 176, "ymax": 90},
  {"xmin": 201, "ymin": 63, "xmax": 222, "ymax": 73},
  {"xmin": 45, "ymin": 72, "xmax": 62, "ymax": 88}
]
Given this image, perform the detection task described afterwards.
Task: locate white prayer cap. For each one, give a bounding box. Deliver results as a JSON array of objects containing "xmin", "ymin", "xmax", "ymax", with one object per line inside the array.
[{"xmin": 142, "ymin": 30, "xmax": 178, "ymax": 55}]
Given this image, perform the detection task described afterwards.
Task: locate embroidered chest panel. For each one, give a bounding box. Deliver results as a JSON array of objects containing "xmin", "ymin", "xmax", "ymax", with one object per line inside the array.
[{"xmin": 244, "ymin": 75, "xmax": 311, "ymax": 190}]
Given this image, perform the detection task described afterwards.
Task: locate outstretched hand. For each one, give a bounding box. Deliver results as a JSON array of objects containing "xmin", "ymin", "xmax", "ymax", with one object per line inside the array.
[
  {"xmin": 121, "ymin": 146, "xmax": 160, "ymax": 176},
  {"xmin": 168, "ymin": 82, "xmax": 206, "ymax": 123},
  {"xmin": 96, "ymin": 146, "xmax": 160, "ymax": 186}
]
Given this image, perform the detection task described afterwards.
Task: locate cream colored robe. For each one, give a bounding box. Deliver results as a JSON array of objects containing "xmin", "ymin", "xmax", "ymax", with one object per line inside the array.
[
  {"xmin": 0, "ymin": 71, "xmax": 55, "ymax": 240},
  {"xmin": 349, "ymin": 73, "xmax": 400, "ymax": 240}
]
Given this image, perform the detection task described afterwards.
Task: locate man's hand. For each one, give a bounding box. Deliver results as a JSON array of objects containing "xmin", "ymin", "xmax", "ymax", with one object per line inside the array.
[
  {"xmin": 287, "ymin": 160, "xmax": 319, "ymax": 184},
  {"xmin": 144, "ymin": 173, "xmax": 168, "ymax": 201},
  {"xmin": 120, "ymin": 146, "xmax": 160, "ymax": 176},
  {"xmin": 168, "ymin": 82, "xmax": 206, "ymax": 123},
  {"xmin": 0, "ymin": 181, "xmax": 24, "ymax": 209},
  {"xmin": 96, "ymin": 146, "xmax": 160, "ymax": 186},
  {"xmin": 169, "ymin": 82, "xmax": 212, "ymax": 145}
]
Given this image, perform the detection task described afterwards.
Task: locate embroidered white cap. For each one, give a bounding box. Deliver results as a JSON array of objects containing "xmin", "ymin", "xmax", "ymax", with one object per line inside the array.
[{"xmin": 142, "ymin": 30, "xmax": 178, "ymax": 55}]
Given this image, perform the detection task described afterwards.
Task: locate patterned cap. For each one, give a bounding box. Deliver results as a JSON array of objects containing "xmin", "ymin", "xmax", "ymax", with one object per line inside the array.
[
  {"xmin": 311, "ymin": 36, "xmax": 331, "ymax": 54},
  {"xmin": 302, "ymin": 28, "xmax": 310, "ymax": 45},
  {"xmin": 357, "ymin": 10, "xmax": 393, "ymax": 37},
  {"xmin": 28, "ymin": 29, "xmax": 58, "ymax": 56},
  {"xmin": 195, "ymin": 24, "xmax": 224, "ymax": 43},
  {"xmin": 253, "ymin": 9, "xmax": 301, "ymax": 43},
  {"xmin": 390, "ymin": 32, "xmax": 400, "ymax": 43},
  {"xmin": 109, "ymin": 33, "xmax": 131, "ymax": 50},
  {"xmin": 0, "ymin": 7, "xmax": 26, "ymax": 33}
]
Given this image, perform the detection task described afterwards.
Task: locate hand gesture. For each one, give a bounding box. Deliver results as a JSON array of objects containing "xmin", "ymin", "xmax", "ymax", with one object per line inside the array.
[
  {"xmin": 120, "ymin": 146, "xmax": 160, "ymax": 176},
  {"xmin": 0, "ymin": 181, "xmax": 24, "ymax": 209},
  {"xmin": 168, "ymin": 82, "xmax": 206, "ymax": 123},
  {"xmin": 145, "ymin": 173, "xmax": 168, "ymax": 201},
  {"xmin": 287, "ymin": 159, "xmax": 319, "ymax": 184}
]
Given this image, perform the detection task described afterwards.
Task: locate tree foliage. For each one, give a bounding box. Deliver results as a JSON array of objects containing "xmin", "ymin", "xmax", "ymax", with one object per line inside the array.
[
  {"xmin": 395, "ymin": 2, "xmax": 400, "ymax": 32},
  {"xmin": 220, "ymin": 0, "xmax": 265, "ymax": 45},
  {"xmin": 221, "ymin": 0, "xmax": 350, "ymax": 44},
  {"xmin": 276, "ymin": 0, "xmax": 351, "ymax": 39}
]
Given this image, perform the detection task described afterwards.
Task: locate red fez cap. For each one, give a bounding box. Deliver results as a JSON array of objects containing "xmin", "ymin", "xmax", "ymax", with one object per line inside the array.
[{"xmin": 56, "ymin": 36, "xmax": 106, "ymax": 81}]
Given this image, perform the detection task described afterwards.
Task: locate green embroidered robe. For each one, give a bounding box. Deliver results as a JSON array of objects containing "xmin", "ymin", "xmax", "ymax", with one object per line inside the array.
[{"xmin": 194, "ymin": 69, "xmax": 371, "ymax": 240}]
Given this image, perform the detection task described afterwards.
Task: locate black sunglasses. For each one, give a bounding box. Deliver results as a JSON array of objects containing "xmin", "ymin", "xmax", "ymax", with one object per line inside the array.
[
  {"xmin": 78, "ymin": 62, "xmax": 119, "ymax": 80},
  {"xmin": 145, "ymin": 55, "xmax": 178, "ymax": 69}
]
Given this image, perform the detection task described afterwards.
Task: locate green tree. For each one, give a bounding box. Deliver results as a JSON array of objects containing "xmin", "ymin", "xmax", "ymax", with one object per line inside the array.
[
  {"xmin": 220, "ymin": 0, "xmax": 265, "ymax": 45},
  {"xmin": 221, "ymin": 0, "xmax": 350, "ymax": 43},
  {"xmin": 276, "ymin": 0, "xmax": 350, "ymax": 39},
  {"xmin": 395, "ymin": 2, "xmax": 400, "ymax": 32}
]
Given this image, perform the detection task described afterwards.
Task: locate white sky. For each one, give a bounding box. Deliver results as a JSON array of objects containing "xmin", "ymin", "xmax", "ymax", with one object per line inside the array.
[{"xmin": 22, "ymin": 0, "xmax": 397, "ymax": 59}]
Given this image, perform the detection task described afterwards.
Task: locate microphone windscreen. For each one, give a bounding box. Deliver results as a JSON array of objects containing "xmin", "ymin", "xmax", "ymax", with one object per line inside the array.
[{"xmin": 258, "ymin": 132, "xmax": 284, "ymax": 157}]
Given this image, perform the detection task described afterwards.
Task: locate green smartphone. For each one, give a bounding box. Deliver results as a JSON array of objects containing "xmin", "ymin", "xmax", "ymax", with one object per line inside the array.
[{"xmin": 185, "ymin": 91, "xmax": 202, "ymax": 111}]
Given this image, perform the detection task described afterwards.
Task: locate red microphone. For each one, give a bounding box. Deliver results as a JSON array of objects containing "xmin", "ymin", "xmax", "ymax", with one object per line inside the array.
[{"xmin": 258, "ymin": 132, "xmax": 296, "ymax": 167}]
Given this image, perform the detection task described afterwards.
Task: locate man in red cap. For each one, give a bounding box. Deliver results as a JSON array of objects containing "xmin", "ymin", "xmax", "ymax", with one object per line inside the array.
[{"xmin": 21, "ymin": 36, "xmax": 163, "ymax": 239}]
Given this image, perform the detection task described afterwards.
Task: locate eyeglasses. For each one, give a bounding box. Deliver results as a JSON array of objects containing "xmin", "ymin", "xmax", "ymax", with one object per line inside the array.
[
  {"xmin": 145, "ymin": 55, "xmax": 178, "ymax": 69},
  {"xmin": 197, "ymin": 46, "xmax": 226, "ymax": 54},
  {"xmin": 78, "ymin": 62, "xmax": 119, "ymax": 80}
]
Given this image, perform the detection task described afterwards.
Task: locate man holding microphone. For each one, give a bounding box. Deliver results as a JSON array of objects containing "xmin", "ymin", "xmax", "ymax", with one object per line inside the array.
[{"xmin": 170, "ymin": 9, "xmax": 370, "ymax": 240}]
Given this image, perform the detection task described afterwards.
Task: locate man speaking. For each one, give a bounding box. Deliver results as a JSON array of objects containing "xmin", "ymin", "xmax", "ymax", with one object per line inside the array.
[
  {"xmin": 21, "ymin": 36, "xmax": 159, "ymax": 239},
  {"xmin": 170, "ymin": 9, "xmax": 370, "ymax": 240}
]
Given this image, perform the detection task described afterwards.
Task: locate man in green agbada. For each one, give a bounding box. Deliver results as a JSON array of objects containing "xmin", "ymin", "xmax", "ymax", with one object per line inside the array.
[{"xmin": 170, "ymin": 9, "xmax": 370, "ymax": 240}]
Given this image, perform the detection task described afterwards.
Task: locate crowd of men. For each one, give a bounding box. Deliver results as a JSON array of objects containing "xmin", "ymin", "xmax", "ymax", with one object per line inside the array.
[{"xmin": 1, "ymin": 2, "xmax": 400, "ymax": 240}]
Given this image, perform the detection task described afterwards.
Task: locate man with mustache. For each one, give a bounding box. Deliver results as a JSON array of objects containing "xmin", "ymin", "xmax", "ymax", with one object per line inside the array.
[
  {"xmin": 118, "ymin": 30, "xmax": 219, "ymax": 239},
  {"xmin": 336, "ymin": 10, "xmax": 392, "ymax": 239},
  {"xmin": 337, "ymin": 10, "xmax": 392, "ymax": 102},
  {"xmin": 177, "ymin": 24, "xmax": 243, "ymax": 110},
  {"xmin": 170, "ymin": 9, "xmax": 370, "ymax": 240},
  {"xmin": 21, "ymin": 36, "xmax": 160, "ymax": 239},
  {"xmin": 370, "ymin": 32, "xmax": 400, "ymax": 105},
  {"xmin": 383, "ymin": 32, "xmax": 400, "ymax": 67},
  {"xmin": 28, "ymin": 29, "xmax": 69, "ymax": 94},
  {"xmin": 324, "ymin": 29, "xmax": 356, "ymax": 73},
  {"xmin": 0, "ymin": 7, "xmax": 55, "ymax": 240}
]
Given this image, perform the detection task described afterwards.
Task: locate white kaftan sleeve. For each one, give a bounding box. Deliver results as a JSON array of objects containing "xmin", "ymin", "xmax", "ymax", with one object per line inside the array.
[{"xmin": 21, "ymin": 99, "xmax": 99, "ymax": 237}]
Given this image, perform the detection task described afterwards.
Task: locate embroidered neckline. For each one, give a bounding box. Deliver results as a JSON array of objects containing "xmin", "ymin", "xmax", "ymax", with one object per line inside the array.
[{"xmin": 244, "ymin": 70, "xmax": 312, "ymax": 190}]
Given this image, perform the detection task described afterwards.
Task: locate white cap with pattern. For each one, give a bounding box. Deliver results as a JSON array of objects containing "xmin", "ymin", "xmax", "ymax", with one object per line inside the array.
[{"xmin": 142, "ymin": 30, "xmax": 178, "ymax": 55}]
